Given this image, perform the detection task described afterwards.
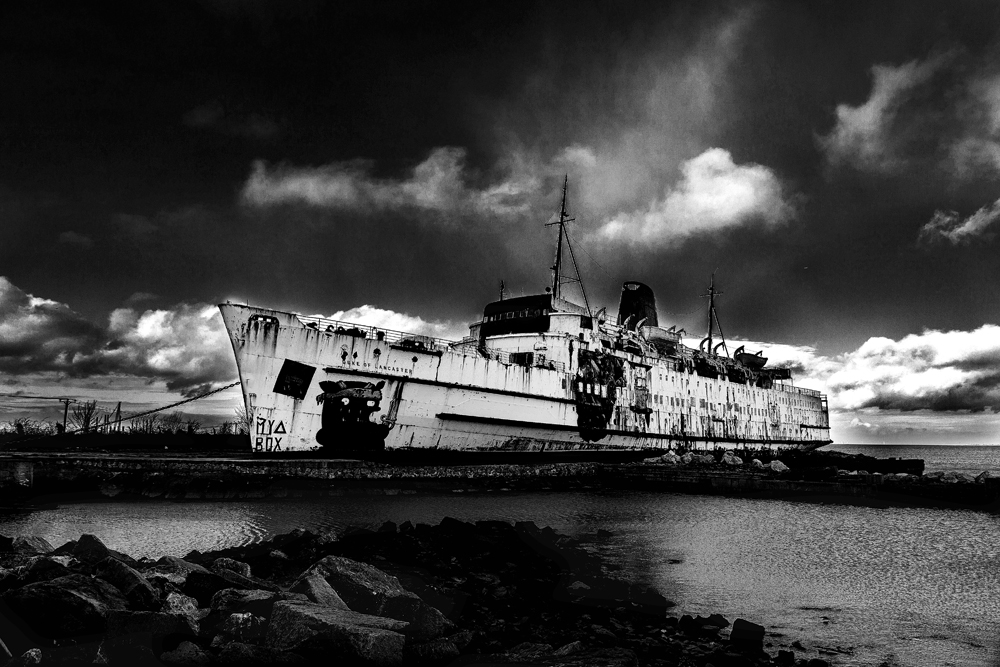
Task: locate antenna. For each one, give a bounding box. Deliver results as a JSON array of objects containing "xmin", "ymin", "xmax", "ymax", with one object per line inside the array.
[{"xmin": 544, "ymin": 176, "xmax": 591, "ymax": 315}]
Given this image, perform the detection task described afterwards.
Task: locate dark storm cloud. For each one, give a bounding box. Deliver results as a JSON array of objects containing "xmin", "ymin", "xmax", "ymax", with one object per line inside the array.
[{"xmin": 0, "ymin": 277, "xmax": 235, "ymax": 397}]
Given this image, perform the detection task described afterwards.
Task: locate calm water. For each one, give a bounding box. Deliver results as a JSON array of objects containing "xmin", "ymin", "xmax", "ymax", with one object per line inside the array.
[
  {"xmin": 825, "ymin": 443, "xmax": 1000, "ymax": 475},
  {"xmin": 0, "ymin": 488, "xmax": 996, "ymax": 667}
]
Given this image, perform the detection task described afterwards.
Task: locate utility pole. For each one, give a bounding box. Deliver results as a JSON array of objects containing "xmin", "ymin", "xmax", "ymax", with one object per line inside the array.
[{"xmin": 58, "ymin": 398, "xmax": 75, "ymax": 433}]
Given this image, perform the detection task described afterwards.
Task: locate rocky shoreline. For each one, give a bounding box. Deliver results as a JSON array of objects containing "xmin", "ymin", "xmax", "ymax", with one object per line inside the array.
[{"xmin": 0, "ymin": 520, "xmax": 836, "ymax": 667}]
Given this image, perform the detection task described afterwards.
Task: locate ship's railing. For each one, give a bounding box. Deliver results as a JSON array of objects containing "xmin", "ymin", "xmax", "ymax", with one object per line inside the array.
[
  {"xmin": 293, "ymin": 315, "xmax": 566, "ymax": 373},
  {"xmin": 774, "ymin": 384, "xmax": 823, "ymax": 398},
  {"xmin": 294, "ymin": 314, "xmax": 457, "ymax": 348}
]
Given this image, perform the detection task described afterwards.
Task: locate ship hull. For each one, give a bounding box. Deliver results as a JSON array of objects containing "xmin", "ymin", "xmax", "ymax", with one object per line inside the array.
[{"xmin": 220, "ymin": 304, "xmax": 832, "ymax": 456}]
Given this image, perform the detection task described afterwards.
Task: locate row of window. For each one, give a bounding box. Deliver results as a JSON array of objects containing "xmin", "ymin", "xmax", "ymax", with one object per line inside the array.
[{"xmin": 484, "ymin": 308, "xmax": 549, "ymax": 322}]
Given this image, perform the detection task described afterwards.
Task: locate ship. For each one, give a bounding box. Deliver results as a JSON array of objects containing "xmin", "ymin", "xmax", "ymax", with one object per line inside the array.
[{"xmin": 219, "ymin": 179, "xmax": 831, "ymax": 457}]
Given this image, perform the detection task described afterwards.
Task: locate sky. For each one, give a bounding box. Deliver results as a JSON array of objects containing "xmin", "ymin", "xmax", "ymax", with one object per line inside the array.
[{"xmin": 4, "ymin": 0, "xmax": 1000, "ymax": 443}]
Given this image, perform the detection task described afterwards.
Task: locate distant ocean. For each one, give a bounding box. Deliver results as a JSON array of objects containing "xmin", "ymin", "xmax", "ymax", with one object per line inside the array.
[{"xmin": 825, "ymin": 444, "xmax": 1000, "ymax": 475}]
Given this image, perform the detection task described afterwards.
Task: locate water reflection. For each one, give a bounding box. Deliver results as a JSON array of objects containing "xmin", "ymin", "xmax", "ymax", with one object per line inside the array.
[{"xmin": 0, "ymin": 491, "xmax": 995, "ymax": 666}]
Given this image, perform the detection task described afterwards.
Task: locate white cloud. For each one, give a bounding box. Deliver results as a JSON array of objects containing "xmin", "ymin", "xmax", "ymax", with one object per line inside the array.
[
  {"xmin": 595, "ymin": 148, "xmax": 795, "ymax": 246},
  {"xmin": 918, "ymin": 197, "xmax": 1000, "ymax": 245},
  {"xmin": 318, "ymin": 305, "xmax": 468, "ymax": 342},
  {"xmin": 820, "ymin": 57, "xmax": 947, "ymax": 173},
  {"xmin": 241, "ymin": 147, "xmax": 538, "ymax": 219}
]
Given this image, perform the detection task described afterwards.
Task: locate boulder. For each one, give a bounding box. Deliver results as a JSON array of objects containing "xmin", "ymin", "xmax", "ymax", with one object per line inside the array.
[
  {"xmin": 404, "ymin": 638, "xmax": 460, "ymax": 665},
  {"xmin": 721, "ymin": 452, "xmax": 743, "ymax": 466},
  {"xmin": 219, "ymin": 612, "xmax": 267, "ymax": 643},
  {"xmin": 22, "ymin": 556, "xmax": 71, "ymax": 585},
  {"xmin": 216, "ymin": 641, "xmax": 305, "ymax": 665},
  {"xmin": 680, "ymin": 453, "xmax": 695, "ymax": 464},
  {"xmin": 750, "ymin": 459, "xmax": 764, "ymax": 469},
  {"xmin": 645, "ymin": 452, "xmax": 681, "ymax": 465},
  {"xmin": 72, "ymin": 534, "xmax": 112, "ymax": 564},
  {"xmin": 289, "ymin": 574, "xmax": 350, "ymax": 609},
  {"xmin": 183, "ymin": 568, "xmax": 278, "ymax": 606},
  {"xmin": 210, "ymin": 588, "xmax": 307, "ymax": 618},
  {"xmin": 96, "ymin": 556, "xmax": 160, "ymax": 611},
  {"xmin": 162, "ymin": 592, "xmax": 204, "ymax": 624},
  {"xmin": 11, "ymin": 536, "xmax": 53, "ymax": 556},
  {"xmin": 294, "ymin": 556, "xmax": 453, "ymax": 640},
  {"xmin": 213, "ymin": 557, "xmax": 251, "ymax": 578},
  {"xmin": 160, "ymin": 640, "xmax": 210, "ymax": 665},
  {"xmin": 144, "ymin": 556, "xmax": 212, "ymax": 587},
  {"xmin": 2, "ymin": 573, "xmax": 128, "ymax": 639},
  {"xmin": 106, "ymin": 609, "xmax": 198, "ymax": 646},
  {"xmin": 976, "ymin": 470, "xmax": 995, "ymax": 483},
  {"xmin": 955, "ymin": 472, "xmax": 977, "ymax": 483},
  {"xmin": 729, "ymin": 618, "xmax": 765, "ymax": 649},
  {"xmin": 768, "ymin": 460, "xmax": 789, "ymax": 473},
  {"xmin": 941, "ymin": 472, "xmax": 959, "ymax": 483},
  {"xmin": 266, "ymin": 600, "xmax": 407, "ymax": 665}
]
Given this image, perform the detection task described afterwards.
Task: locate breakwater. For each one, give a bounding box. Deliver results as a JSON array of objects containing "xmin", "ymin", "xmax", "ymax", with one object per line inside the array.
[
  {"xmin": 0, "ymin": 519, "xmax": 819, "ymax": 666},
  {"xmin": 0, "ymin": 453, "xmax": 997, "ymax": 510}
]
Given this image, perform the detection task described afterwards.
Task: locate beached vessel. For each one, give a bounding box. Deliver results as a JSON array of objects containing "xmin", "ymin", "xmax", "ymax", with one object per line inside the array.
[{"xmin": 219, "ymin": 181, "xmax": 831, "ymax": 455}]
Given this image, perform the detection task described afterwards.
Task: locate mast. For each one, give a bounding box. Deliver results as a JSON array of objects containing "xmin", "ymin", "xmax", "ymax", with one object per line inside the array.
[
  {"xmin": 701, "ymin": 274, "xmax": 728, "ymax": 356},
  {"xmin": 550, "ymin": 176, "xmax": 568, "ymax": 299},
  {"xmin": 545, "ymin": 176, "xmax": 591, "ymax": 314}
]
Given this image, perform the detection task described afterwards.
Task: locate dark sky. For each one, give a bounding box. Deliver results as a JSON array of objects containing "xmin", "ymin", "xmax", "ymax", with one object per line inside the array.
[{"xmin": 5, "ymin": 0, "xmax": 1000, "ymax": 443}]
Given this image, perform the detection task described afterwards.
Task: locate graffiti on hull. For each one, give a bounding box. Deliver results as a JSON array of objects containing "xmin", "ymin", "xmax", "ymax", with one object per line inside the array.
[
  {"xmin": 574, "ymin": 350, "xmax": 625, "ymax": 441},
  {"xmin": 255, "ymin": 418, "xmax": 287, "ymax": 452},
  {"xmin": 315, "ymin": 380, "xmax": 392, "ymax": 453}
]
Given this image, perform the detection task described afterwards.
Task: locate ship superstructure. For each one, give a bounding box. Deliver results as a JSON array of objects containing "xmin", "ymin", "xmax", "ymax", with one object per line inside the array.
[{"xmin": 220, "ymin": 181, "xmax": 831, "ymax": 455}]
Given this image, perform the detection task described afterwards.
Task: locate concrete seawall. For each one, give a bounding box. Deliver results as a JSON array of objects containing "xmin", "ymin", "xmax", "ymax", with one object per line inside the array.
[{"xmin": 0, "ymin": 455, "xmax": 996, "ymax": 510}]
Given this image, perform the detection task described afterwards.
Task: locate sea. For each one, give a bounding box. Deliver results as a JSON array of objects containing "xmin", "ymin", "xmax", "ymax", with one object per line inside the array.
[{"xmin": 0, "ymin": 444, "xmax": 996, "ymax": 667}]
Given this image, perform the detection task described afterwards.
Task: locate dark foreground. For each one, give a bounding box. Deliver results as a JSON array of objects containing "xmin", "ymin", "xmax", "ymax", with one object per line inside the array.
[{"xmin": 0, "ymin": 520, "xmax": 827, "ymax": 667}]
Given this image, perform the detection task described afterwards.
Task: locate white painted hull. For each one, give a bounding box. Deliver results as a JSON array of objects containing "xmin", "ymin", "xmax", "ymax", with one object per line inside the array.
[{"xmin": 220, "ymin": 304, "xmax": 832, "ymax": 455}]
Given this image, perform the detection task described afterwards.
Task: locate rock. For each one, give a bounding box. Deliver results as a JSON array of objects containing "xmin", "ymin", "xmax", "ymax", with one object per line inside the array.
[
  {"xmin": 505, "ymin": 642, "xmax": 553, "ymax": 660},
  {"xmin": 646, "ymin": 452, "xmax": 681, "ymax": 465},
  {"xmin": 404, "ymin": 638, "xmax": 460, "ymax": 665},
  {"xmin": 72, "ymin": 534, "xmax": 112, "ymax": 564},
  {"xmin": 721, "ymin": 452, "xmax": 743, "ymax": 466},
  {"xmin": 9, "ymin": 648, "xmax": 41, "ymax": 666},
  {"xmin": 730, "ymin": 618, "xmax": 765, "ymax": 649},
  {"xmin": 955, "ymin": 472, "xmax": 977, "ymax": 483},
  {"xmin": 554, "ymin": 640, "xmax": 585, "ymax": 656},
  {"xmin": 106, "ymin": 609, "xmax": 199, "ymax": 643},
  {"xmin": 2, "ymin": 573, "xmax": 128, "ymax": 639},
  {"xmin": 144, "ymin": 556, "xmax": 212, "ymax": 587},
  {"xmin": 751, "ymin": 458, "xmax": 764, "ymax": 469},
  {"xmin": 289, "ymin": 573, "xmax": 350, "ymax": 609},
  {"xmin": 294, "ymin": 556, "xmax": 453, "ymax": 641},
  {"xmin": 183, "ymin": 568, "xmax": 278, "ymax": 606},
  {"xmin": 96, "ymin": 556, "xmax": 161, "ymax": 611},
  {"xmin": 160, "ymin": 640, "xmax": 210, "ymax": 665},
  {"xmin": 591, "ymin": 624, "xmax": 618, "ymax": 646},
  {"xmin": 266, "ymin": 600, "xmax": 407, "ymax": 665},
  {"xmin": 540, "ymin": 647, "xmax": 637, "ymax": 667},
  {"xmin": 162, "ymin": 592, "xmax": 202, "ymax": 622},
  {"xmin": 210, "ymin": 588, "xmax": 308, "ymax": 618},
  {"xmin": 213, "ymin": 557, "xmax": 251, "ymax": 578},
  {"xmin": 22, "ymin": 556, "xmax": 71, "ymax": 584},
  {"xmin": 219, "ymin": 612, "xmax": 267, "ymax": 643},
  {"xmin": 976, "ymin": 470, "xmax": 995, "ymax": 483},
  {"xmin": 941, "ymin": 472, "xmax": 959, "ymax": 483},
  {"xmin": 51, "ymin": 540, "xmax": 77, "ymax": 556},
  {"xmin": 775, "ymin": 649, "xmax": 796, "ymax": 665},
  {"xmin": 378, "ymin": 521, "xmax": 398, "ymax": 534},
  {"xmin": 924, "ymin": 471, "xmax": 944, "ymax": 480},
  {"xmin": 11, "ymin": 536, "xmax": 53, "ymax": 555},
  {"xmin": 768, "ymin": 460, "xmax": 789, "ymax": 473},
  {"xmin": 216, "ymin": 641, "xmax": 306, "ymax": 665}
]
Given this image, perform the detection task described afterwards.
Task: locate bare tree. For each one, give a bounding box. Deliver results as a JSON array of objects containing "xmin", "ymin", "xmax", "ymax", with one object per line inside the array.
[
  {"xmin": 234, "ymin": 404, "xmax": 253, "ymax": 436},
  {"xmin": 128, "ymin": 414, "xmax": 160, "ymax": 435},
  {"xmin": 6, "ymin": 418, "xmax": 47, "ymax": 437},
  {"xmin": 158, "ymin": 412, "xmax": 184, "ymax": 434},
  {"xmin": 70, "ymin": 401, "xmax": 101, "ymax": 433}
]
